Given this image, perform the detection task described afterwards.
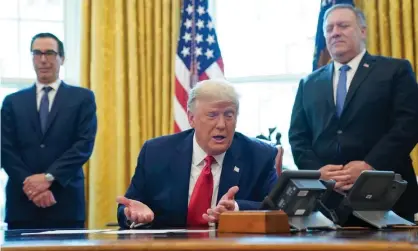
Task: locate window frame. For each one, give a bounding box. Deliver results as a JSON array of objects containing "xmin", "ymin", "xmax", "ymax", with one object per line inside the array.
[{"xmin": 0, "ymin": 0, "xmax": 82, "ymax": 87}]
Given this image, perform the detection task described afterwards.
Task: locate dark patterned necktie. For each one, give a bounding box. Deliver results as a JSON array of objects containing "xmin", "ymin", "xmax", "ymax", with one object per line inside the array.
[{"xmin": 39, "ymin": 86, "xmax": 53, "ymax": 134}]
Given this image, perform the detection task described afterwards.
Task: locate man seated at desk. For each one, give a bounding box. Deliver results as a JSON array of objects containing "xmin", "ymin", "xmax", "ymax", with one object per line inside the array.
[{"xmin": 117, "ymin": 79, "xmax": 281, "ymax": 228}]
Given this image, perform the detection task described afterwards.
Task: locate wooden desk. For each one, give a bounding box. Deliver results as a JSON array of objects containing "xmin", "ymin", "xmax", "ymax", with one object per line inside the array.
[{"xmin": 1, "ymin": 229, "xmax": 417, "ymax": 251}]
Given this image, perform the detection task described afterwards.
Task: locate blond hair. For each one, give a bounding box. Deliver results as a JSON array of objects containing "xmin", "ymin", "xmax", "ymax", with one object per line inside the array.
[{"xmin": 187, "ymin": 79, "xmax": 240, "ymax": 113}]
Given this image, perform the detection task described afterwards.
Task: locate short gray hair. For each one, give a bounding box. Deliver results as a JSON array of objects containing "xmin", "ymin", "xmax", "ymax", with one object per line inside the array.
[
  {"xmin": 323, "ymin": 4, "xmax": 367, "ymax": 30},
  {"xmin": 187, "ymin": 79, "xmax": 240, "ymax": 113}
]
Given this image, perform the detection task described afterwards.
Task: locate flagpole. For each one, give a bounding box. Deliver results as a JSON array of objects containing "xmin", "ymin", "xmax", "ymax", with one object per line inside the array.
[{"xmin": 189, "ymin": 0, "xmax": 198, "ymax": 88}]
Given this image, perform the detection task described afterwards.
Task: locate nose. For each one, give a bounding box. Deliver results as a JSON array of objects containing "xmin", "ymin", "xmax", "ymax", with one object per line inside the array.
[
  {"xmin": 215, "ymin": 115, "xmax": 226, "ymax": 129},
  {"xmin": 329, "ymin": 26, "xmax": 342, "ymax": 38},
  {"xmin": 40, "ymin": 54, "xmax": 48, "ymax": 62}
]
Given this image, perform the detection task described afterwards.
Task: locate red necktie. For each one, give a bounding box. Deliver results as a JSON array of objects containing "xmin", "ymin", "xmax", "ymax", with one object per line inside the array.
[{"xmin": 187, "ymin": 155, "xmax": 214, "ymax": 227}]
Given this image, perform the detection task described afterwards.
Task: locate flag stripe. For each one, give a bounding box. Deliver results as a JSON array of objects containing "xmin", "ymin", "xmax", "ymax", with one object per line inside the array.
[
  {"xmin": 199, "ymin": 72, "xmax": 209, "ymax": 81},
  {"xmin": 175, "ymin": 56, "xmax": 191, "ymax": 93},
  {"xmin": 174, "ymin": 97, "xmax": 190, "ymax": 131},
  {"xmin": 205, "ymin": 61, "xmax": 225, "ymax": 79},
  {"xmin": 175, "ymin": 77, "xmax": 188, "ymax": 112}
]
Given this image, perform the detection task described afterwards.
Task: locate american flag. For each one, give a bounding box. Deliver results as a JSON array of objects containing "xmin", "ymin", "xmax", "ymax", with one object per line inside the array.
[{"xmin": 174, "ymin": 0, "xmax": 225, "ymax": 132}]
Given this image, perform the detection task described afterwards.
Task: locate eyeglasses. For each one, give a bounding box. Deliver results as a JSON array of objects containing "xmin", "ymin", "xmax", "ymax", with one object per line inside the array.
[{"xmin": 32, "ymin": 50, "xmax": 59, "ymax": 60}]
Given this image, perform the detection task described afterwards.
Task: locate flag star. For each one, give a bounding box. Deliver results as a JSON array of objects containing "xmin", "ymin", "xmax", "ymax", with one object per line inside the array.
[
  {"xmin": 195, "ymin": 33, "xmax": 203, "ymax": 44},
  {"xmin": 181, "ymin": 46, "xmax": 190, "ymax": 57},
  {"xmin": 186, "ymin": 4, "xmax": 194, "ymax": 15},
  {"xmin": 184, "ymin": 19, "xmax": 192, "ymax": 29},
  {"xmin": 197, "ymin": 6, "xmax": 205, "ymax": 16},
  {"xmin": 206, "ymin": 34, "xmax": 215, "ymax": 45},
  {"xmin": 196, "ymin": 19, "xmax": 204, "ymax": 29},
  {"xmin": 205, "ymin": 49, "xmax": 214, "ymax": 59},
  {"xmin": 195, "ymin": 47, "xmax": 202, "ymax": 56},
  {"xmin": 207, "ymin": 21, "xmax": 214, "ymax": 30},
  {"xmin": 183, "ymin": 32, "xmax": 191, "ymax": 42}
]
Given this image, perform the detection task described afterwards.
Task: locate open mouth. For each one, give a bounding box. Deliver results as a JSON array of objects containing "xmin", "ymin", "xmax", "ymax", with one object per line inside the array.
[{"xmin": 212, "ymin": 135, "xmax": 226, "ymax": 142}]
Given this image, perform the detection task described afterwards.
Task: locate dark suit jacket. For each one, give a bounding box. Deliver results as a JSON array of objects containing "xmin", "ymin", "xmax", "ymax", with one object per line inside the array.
[
  {"xmin": 1, "ymin": 82, "xmax": 97, "ymax": 223},
  {"xmin": 289, "ymin": 53, "xmax": 418, "ymax": 217},
  {"xmin": 117, "ymin": 129, "xmax": 278, "ymax": 228}
]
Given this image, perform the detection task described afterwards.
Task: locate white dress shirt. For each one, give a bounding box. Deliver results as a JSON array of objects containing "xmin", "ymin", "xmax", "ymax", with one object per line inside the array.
[
  {"xmin": 333, "ymin": 49, "xmax": 366, "ymax": 103},
  {"xmin": 188, "ymin": 134, "xmax": 225, "ymax": 208},
  {"xmin": 36, "ymin": 79, "xmax": 61, "ymax": 111}
]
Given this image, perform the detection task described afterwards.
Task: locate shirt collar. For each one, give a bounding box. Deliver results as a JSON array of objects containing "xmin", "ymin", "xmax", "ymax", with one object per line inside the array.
[
  {"xmin": 334, "ymin": 49, "xmax": 366, "ymax": 72},
  {"xmin": 36, "ymin": 79, "xmax": 61, "ymax": 94},
  {"xmin": 192, "ymin": 133, "xmax": 226, "ymax": 167}
]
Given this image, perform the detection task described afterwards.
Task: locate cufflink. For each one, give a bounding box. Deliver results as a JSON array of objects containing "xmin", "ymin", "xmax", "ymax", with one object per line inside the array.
[{"xmin": 45, "ymin": 173, "xmax": 55, "ymax": 182}]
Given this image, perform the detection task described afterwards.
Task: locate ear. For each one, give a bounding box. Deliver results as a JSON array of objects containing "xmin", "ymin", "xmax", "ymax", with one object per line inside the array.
[
  {"xmin": 360, "ymin": 27, "xmax": 367, "ymax": 40},
  {"xmin": 59, "ymin": 56, "xmax": 65, "ymax": 65},
  {"xmin": 187, "ymin": 110, "xmax": 195, "ymax": 128}
]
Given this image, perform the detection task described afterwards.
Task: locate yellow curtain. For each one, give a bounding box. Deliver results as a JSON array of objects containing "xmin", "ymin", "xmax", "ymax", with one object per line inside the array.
[
  {"xmin": 80, "ymin": 0, "xmax": 180, "ymax": 228},
  {"xmin": 355, "ymin": 0, "xmax": 418, "ymax": 175}
]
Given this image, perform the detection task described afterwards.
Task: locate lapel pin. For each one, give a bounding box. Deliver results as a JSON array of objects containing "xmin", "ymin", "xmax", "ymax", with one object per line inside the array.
[
  {"xmin": 233, "ymin": 166, "xmax": 240, "ymax": 173},
  {"xmin": 363, "ymin": 63, "xmax": 369, "ymax": 68}
]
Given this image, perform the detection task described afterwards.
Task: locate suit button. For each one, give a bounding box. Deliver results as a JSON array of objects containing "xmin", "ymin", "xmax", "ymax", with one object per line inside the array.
[
  {"xmin": 337, "ymin": 130, "xmax": 343, "ymax": 134},
  {"xmin": 40, "ymin": 144, "xmax": 45, "ymax": 148}
]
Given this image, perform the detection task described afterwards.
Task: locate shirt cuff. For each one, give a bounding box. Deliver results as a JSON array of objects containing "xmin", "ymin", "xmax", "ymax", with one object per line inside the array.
[{"xmin": 234, "ymin": 201, "xmax": 239, "ymax": 211}]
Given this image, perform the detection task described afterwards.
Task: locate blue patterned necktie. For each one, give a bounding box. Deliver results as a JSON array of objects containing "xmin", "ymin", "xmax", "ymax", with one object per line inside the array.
[
  {"xmin": 336, "ymin": 65, "xmax": 351, "ymax": 117},
  {"xmin": 39, "ymin": 86, "xmax": 53, "ymax": 134}
]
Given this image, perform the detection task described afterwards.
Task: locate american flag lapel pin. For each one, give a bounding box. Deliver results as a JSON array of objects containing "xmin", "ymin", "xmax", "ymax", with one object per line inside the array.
[
  {"xmin": 363, "ymin": 63, "xmax": 369, "ymax": 68},
  {"xmin": 233, "ymin": 166, "xmax": 240, "ymax": 173}
]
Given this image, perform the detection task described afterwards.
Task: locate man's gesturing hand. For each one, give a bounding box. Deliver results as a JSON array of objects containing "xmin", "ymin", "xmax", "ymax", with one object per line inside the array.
[
  {"xmin": 203, "ymin": 186, "xmax": 239, "ymax": 223},
  {"xmin": 116, "ymin": 196, "xmax": 154, "ymax": 225}
]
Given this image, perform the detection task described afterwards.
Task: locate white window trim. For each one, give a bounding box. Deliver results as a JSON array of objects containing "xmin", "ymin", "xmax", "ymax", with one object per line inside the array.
[
  {"xmin": 63, "ymin": 0, "xmax": 81, "ymax": 85},
  {"xmin": 0, "ymin": 0, "xmax": 81, "ymax": 87},
  {"xmin": 227, "ymin": 74, "xmax": 306, "ymax": 84}
]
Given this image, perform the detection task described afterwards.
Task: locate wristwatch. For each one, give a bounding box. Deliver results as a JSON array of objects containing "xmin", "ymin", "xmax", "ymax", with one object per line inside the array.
[{"xmin": 45, "ymin": 173, "xmax": 55, "ymax": 182}]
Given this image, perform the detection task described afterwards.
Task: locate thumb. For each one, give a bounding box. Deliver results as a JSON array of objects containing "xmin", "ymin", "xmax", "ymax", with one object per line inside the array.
[
  {"xmin": 50, "ymin": 192, "xmax": 57, "ymax": 204},
  {"xmin": 223, "ymin": 186, "xmax": 239, "ymax": 200},
  {"xmin": 116, "ymin": 196, "xmax": 131, "ymax": 207}
]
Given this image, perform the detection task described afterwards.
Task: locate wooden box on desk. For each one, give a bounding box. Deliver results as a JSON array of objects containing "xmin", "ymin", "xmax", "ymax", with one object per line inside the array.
[{"xmin": 218, "ymin": 210, "xmax": 290, "ymax": 234}]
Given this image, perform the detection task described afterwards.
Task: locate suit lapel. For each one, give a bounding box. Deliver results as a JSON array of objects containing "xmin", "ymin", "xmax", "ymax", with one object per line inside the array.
[
  {"xmin": 170, "ymin": 132, "xmax": 194, "ymax": 220},
  {"xmin": 342, "ymin": 53, "xmax": 376, "ymax": 114},
  {"xmin": 26, "ymin": 84, "xmax": 43, "ymax": 140},
  {"xmin": 43, "ymin": 81, "xmax": 67, "ymax": 137},
  {"xmin": 318, "ymin": 63, "xmax": 335, "ymax": 112},
  {"xmin": 217, "ymin": 138, "xmax": 241, "ymax": 202}
]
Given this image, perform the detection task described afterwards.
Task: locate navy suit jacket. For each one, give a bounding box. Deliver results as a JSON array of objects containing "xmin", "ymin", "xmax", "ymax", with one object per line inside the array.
[
  {"xmin": 1, "ymin": 82, "xmax": 97, "ymax": 222},
  {"xmin": 117, "ymin": 129, "xmax": 278, "ymax": 228},
  {"xmin": 289, "ymin": 53, "xmax": 418, "ymax": 217}
]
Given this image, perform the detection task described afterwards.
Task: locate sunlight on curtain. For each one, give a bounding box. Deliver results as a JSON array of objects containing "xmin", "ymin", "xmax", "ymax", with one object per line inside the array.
[{"xmin": 80, "ymin": 0, "xmax": 180, "ymax": 228}]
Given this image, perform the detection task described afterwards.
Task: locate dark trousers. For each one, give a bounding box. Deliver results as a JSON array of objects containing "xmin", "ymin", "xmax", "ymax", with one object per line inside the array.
[{"xmin": 7, "ymin": 221, "xmax": 85, "ymax": 230}]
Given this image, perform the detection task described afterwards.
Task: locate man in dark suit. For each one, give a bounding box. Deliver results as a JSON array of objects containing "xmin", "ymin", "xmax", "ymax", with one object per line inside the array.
[
  {"xmin": 289, "ymin": 4, "xmax": 418, "ymax": 221},
  {"xmin": 1, "ymin": 33, "xmax": 97, "ymax": 229},
  {"xmin": 117, "ymin": 79, "xmax": 280, "ymax": 228}
]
